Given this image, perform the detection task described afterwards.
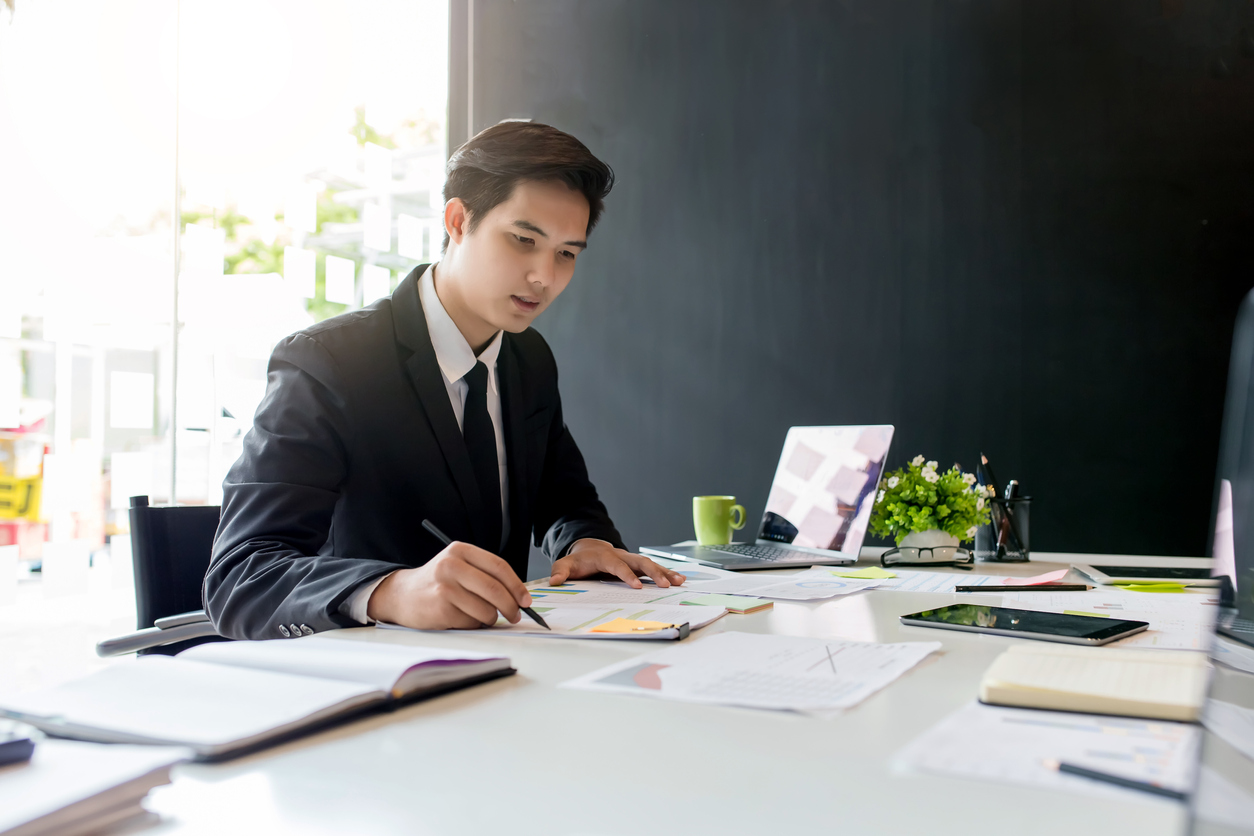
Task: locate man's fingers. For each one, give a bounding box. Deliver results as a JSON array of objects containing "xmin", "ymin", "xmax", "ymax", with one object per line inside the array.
[
  {"xmin": 458, "ymin": 564, "xmax": 523, "ymax": 623},
  {"xmin": 445, "ymin": 585, "xmax": 506, "ymax": 627},
  {"xmin": 548, "ymin": 565, "xmax": 568, "ymax": 585},
  {"xmin": 622, "ymin": 555, "xmax": 677, "ymax": 588},
  {"xmin": 452, "ymin": 543, "xmax": 532, "ymax": 606},
  {"xmin": 600, "ymin": 555, "xmax": 644, "ymax": 588},
  {"xmin": 440, "ymin": 599, "xmax": 488, "ymax": 630}
]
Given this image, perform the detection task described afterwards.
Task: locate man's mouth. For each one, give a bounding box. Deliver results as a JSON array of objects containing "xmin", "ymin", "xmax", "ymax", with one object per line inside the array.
[{"xmin": 511, "ymin": 295, "xmax": 540, "ymax": 313}]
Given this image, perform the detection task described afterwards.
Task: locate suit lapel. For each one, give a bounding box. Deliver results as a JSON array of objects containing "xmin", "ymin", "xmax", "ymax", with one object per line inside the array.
[
  {"xmin": 498, "ymin": 337, "xmax": 530, "ymax": 565},
  {"xmin": 391, "ymin": 267, "xmax": 487, "ymax": 543}
]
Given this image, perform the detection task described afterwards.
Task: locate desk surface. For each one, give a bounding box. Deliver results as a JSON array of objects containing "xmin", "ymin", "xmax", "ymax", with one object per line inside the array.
[{"xmin": 131, "ymin": 553, "xmax": 1233, "ymax": 836}]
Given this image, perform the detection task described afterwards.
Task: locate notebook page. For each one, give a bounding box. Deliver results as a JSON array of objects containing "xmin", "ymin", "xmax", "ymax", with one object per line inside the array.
[
  {"xmin": 0, "ymin": 657, "xmax": 380, "ymax": 749},
  {"xmin": 180, "ymin": 635, "xmax": 507, "ymax": 693},
  {"xmin": 985, "ymin": 647, "xmax": 1209, "ymax": 707}
]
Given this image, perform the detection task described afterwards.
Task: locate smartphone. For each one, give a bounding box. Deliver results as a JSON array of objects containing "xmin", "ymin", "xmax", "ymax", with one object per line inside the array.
[
  {"xmin": 899, "ymin": 604, "xmax": 1148, "ymax": 646},
  {"xmin": 1073, "ymin": 564, "xmax": 1221, "ymax": 587}
]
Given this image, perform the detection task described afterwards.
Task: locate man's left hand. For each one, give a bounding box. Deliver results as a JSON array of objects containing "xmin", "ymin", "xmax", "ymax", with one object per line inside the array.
[{"xmin": 549, "ymin": 539, "xmax": 686, "ymax": 588}]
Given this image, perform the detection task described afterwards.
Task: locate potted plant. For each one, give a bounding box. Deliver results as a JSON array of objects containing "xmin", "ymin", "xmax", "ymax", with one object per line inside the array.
[{"xmin": 870, "ymin": 456, "xmax": 993, "ymax": 548}]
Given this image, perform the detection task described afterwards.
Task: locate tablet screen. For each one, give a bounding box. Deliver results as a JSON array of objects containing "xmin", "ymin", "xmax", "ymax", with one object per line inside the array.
[
  {"xmin": 1092, "ymin": 566, "xmax": 1212, "ymax": 580},
  {"xmin": 901, "ymin": 604, "xmax": 1146, "ymax": 640}
]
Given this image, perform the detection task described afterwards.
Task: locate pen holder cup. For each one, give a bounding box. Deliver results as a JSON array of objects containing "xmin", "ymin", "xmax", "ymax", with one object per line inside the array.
[{"xmin": 974, "ymin": 497, "xmax": 1031, "ymax": 562}]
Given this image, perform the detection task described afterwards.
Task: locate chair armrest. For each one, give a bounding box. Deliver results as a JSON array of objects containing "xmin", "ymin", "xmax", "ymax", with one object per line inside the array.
[
  {"xmin": 95, "ymin": 620, "xmax": 221, "ymax": 657},
  {"xmin": 154, "ymin": 610, "xmax": 210, "ymax": 630}
]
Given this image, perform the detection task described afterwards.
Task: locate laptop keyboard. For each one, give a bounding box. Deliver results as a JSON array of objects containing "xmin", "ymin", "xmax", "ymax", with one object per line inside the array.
[
  {"xmin": 703, "ymin": 543, "xmax": 805, "ymax": 563},
  {"xmin": 1224, "ymin": 616, "xmax": 1254, "ymax": 635}
]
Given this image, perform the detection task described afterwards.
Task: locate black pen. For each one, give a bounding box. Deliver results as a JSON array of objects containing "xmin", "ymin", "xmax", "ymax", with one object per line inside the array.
[
  {"xmin": 955, "ymin": 583, "xmax": 1092, "ymax": 592},
  {"xmin": 421, "ymin": 519, "xmax": 551, "ymax": 630},
  {"xmin": 1045, "ymin": 759, "xmax": 1189, "ymax": 802}
]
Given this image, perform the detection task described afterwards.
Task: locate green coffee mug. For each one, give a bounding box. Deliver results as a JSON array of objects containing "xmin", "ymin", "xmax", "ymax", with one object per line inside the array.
[{"xmin": 693, "ymin": 495, "xmax": 747, "ymax": 546}]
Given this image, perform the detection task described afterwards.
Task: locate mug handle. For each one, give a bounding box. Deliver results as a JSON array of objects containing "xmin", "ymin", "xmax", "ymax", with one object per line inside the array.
[{"xmin": 730, "ymin": 504, "xmax": 747, "ymax": 530}]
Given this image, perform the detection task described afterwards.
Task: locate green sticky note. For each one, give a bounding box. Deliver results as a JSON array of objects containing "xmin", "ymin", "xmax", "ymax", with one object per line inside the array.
[
  {"xmin": 681, "ymin": 593, "xmax": 769, "ymax": 612},
  {"xmin": 1113, "ymin": 582, "xmax": 1187, "ymax": 593},
  {"xmin": 829, "ymin": 566, "xmax": 897, "ymax": 579}
]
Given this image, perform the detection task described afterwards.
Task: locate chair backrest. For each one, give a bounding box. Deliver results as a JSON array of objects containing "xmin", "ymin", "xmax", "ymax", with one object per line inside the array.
[{"xmin": 128, "ymin": 495, "xmax": 221, "ymax": 629}]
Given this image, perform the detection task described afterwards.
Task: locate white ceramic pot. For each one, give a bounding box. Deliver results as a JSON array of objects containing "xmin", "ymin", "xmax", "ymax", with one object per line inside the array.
[{"xmin": 900, "ymin": 529, "xmax": 959, "ymax": 549}]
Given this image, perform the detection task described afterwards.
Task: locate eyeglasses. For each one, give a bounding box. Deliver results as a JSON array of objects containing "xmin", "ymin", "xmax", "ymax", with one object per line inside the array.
[{"xmin": 881, "ymin": 546, "xmax": 975, "ymax": 567}]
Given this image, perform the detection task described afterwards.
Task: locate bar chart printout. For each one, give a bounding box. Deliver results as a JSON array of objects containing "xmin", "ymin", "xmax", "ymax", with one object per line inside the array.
[
  {"xmin": 895, "ymin": 702, "xmax": 1200, "ymax": 803},
  {"xmin": 562, "ymin": 632, "xmax": 940, "ymax": 712}
]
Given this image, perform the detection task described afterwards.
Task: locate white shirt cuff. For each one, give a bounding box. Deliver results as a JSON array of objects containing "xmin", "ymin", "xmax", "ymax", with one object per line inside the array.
[{"xmin": 340, "ymin": 573, "xmax": 393, "ymax": 625}]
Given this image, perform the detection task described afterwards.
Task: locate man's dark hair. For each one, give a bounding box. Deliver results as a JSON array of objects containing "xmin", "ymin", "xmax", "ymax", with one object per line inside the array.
[{"xmin": 442, "ymin": 121, "xmax": 614, "ymax": 250}]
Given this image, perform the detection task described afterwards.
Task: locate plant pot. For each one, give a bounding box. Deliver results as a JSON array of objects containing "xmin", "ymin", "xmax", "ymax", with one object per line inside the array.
[{"xmin": 900, "ymin": 529, "xmax": 960, "ymax": 549}]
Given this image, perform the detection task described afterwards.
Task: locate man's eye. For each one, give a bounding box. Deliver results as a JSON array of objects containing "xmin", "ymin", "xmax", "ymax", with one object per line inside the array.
[
  {"xmin": 559, "ymin": 250, "xmax": 575, "ymax": 260},
  {"xmin": 514, "ymin": 235, "xmax": 534, "ymax": 245}
]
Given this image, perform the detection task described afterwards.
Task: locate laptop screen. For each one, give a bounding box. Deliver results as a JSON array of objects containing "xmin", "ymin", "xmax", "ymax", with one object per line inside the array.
[{"xmin": 758, "ymin": 425, "xmax": 894, "ymax": 555}]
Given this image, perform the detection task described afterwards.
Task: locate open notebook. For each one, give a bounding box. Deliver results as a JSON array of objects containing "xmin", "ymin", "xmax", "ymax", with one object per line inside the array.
[
  {"xmin": 978, "ymin": 643, "xmax": 1212, "ymax": 721},
  {"xmin": 0, "ymin": 636, "xmax": 512, "ymax": 760}
]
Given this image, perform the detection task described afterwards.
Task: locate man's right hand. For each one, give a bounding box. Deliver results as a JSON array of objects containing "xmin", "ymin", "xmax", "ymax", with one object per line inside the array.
[{"xmin": 366, "ymin": 541, "xmax": 532, "ymax": 629}]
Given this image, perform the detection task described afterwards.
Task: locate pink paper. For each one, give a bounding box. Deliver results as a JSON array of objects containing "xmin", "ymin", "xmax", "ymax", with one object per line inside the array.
[{"xmin": 1002, "ymin": 568, "xmax": 1071, "ymax": 586}]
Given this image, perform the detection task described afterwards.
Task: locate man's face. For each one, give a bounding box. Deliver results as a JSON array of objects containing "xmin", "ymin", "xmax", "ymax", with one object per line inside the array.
[{"xmin": 451, "ymin": 179, "xmax": 590, "ymax": 334}]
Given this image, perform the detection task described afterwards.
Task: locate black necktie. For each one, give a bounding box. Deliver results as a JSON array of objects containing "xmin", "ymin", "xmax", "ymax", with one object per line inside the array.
[{"xmin": 462, "ymin": 361, "xmax": 502, "ymax": 552}]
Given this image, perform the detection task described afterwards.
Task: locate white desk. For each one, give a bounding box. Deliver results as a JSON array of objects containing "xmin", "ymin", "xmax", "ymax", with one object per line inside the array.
[{"xmin": 132, "ymin": 553, "xmax": 1228, "ymax": 836}]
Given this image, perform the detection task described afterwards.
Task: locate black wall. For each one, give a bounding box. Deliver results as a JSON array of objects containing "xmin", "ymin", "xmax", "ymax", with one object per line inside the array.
[{"xmin": 451, "ymin": 0, "xmax": 1254, "ymax": 557}]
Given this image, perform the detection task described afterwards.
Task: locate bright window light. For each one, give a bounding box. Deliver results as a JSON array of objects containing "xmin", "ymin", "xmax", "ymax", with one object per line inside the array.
[
  {"xmin": 324, "ymin": 255, "xmax": 356, "ymax": 306},
  {"xmin": 284, "ymin": 246, "xmax": 316, "ymax": 298}
]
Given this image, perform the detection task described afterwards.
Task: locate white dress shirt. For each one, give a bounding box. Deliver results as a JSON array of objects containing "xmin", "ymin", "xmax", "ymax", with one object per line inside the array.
[{"xmin": 342, "ymin": 264, "xmax": 509, "ymax": 624}]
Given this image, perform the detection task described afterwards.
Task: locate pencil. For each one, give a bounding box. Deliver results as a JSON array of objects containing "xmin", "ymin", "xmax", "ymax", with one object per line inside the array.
[
  {"xmin": 420, "ymin": 519, "xmax": 551, "ymax": 630},
  {"xmin": 1045, "ymin": 759, "xmax": 1189, "ymax": 801},
  {"xmin": 954, "ymin": 584, "xmax": 1092, "ymax": 592}
]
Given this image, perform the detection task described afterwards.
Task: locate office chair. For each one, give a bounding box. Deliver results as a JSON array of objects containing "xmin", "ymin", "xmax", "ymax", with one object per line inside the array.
[{"xmin": 95, "ymin": 496, "xmax": 226, "ymax": 657}]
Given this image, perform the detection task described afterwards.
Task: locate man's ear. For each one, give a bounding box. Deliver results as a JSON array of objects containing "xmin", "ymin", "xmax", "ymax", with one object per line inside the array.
[{"xmin": 444, "ymin": 198, "xmax": 470, "ymax": 247}]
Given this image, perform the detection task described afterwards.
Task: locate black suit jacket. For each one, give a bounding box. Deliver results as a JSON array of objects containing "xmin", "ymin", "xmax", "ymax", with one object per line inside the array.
[{"xmin": 204, "ymin": 265, "xmax": 624, "ymax": 640}]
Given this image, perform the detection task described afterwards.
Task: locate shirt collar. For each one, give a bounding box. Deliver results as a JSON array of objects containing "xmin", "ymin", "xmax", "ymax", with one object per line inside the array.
[{"xmin": 419, "ymin": 264, "xmax": 503, "ymax": 393}]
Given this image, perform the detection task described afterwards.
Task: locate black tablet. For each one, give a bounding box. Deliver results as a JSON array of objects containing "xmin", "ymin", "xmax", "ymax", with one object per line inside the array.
[{"xmin": 899, "ymin": 604, "xmax": 1149, "ymax": 646}]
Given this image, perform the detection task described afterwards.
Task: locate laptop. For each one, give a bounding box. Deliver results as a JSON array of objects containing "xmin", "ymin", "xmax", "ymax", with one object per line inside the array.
[
  {"xmin": 641, "ymin": 425, "xmax": 894, "ymax": 570},
  {"xmin": 1214, "ymin": 287, "xmax": 1254, "ymax": 647},
  {"xmin": 1216, "ymin": 476, "xmax": 1254, "ymax": 646}
]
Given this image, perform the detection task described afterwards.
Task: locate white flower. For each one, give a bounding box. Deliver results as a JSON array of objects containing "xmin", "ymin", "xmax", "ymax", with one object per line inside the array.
[
  {"xmin": 877, "ymin": 490, "xmax": 885, "ymax": 503},
  {"xmin": 923, "ymin": 470, "xmax": 940, "ymax": 484},
  {"xmin": 887, "ymin": 476, "xmax": 899, "ymax": 488},
  {"xmin": 926, "ymin": 460, "xmax": 938, "ymax": 470},
  {"xmin": 962, "ymin": 473, "xmax": 976, "ymax": 485},
  {"xmin": 912, "ymin": 455, "xmax": 925, "ymax": 466},
  {"xmin": 966, "ymin": 526, "xmax": 978, "ymax": 539},
  {"xmin": 977, "ymin": 497, "xmax": 985, "ymax": 510}
]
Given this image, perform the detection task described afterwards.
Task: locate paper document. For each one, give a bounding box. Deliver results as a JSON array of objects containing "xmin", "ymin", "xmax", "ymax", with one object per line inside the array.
[
  {"xmin": 652, "ymin": 559, "xmax": 881, "ymax": 600},
  {"xmin": 481, "ymin": 603, "xmax": 723, "ymax": 638},
  {"xmin": 0, "ymin": 739, "xmax": 188, "ymax": 836},
  {"xmin": 1204, "ymin": 699, "xmax": 1254, "ymax": 765},
  {"xmin": 1193, "ymin": 765, "xmax": 1254, "ymax": 831},
  {"xmin": 895, "ymin": 701, "xmax": 1200, "ymax": 804},
  {"xmin": 998, "ymin": 588, "xmax": 1219, "ymax": 650},
  {"xmin": 527, "ymin": 580, "xmax": 698, "ymax": 606},
  {"xmin": 1213, "ymin": 634, "xmax": 1254, "ymax": 675},
  {"xmin": 809, "ymin": 567, "xmax": 1009, "ymax": 594},
  {"xmin": 562, "ymin": 631, "xmax": 939, "ymax": 712}
]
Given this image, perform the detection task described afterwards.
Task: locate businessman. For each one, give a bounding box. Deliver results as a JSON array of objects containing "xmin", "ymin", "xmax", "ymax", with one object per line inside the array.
[{"xmin": 206, "ymin": 122, "xmax": 683, "ymax": 640}]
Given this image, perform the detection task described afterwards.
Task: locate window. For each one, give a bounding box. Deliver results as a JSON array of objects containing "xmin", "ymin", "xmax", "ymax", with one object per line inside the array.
[{"xmin": 0, "ymin": 0, "xmax": 449, "ymax": 686}]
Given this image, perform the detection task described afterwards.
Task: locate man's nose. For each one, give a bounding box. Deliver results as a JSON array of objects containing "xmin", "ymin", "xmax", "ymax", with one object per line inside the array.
[{"xmin": 528, "ymin": 257, "xmax": 556, "ymax": 288}]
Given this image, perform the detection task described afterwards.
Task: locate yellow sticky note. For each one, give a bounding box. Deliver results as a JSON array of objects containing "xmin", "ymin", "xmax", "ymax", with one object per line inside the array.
[
  {"xmin": 590, "ymin": 618, "xmax": 674, "ymax": 634},
  {"xmin": 830, "ymin": 566, "xmax": 897, "ymax": 579},
  {"xmin": 1113, "ymin": 582, "xmax": 1187, "ymax": 593}
]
